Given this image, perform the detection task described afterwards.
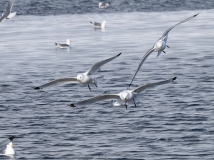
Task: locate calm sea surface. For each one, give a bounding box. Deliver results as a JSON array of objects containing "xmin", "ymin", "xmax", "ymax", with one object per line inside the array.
[{"xmin": 0, "ymin": 0, "xmax": 214, "ymax": 159}]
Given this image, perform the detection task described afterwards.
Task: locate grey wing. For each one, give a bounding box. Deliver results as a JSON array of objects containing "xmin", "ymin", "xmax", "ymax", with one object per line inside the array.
[
  {"xmin": 8, "ymin": 0, "xmax": 15, "ymax": 12},
  {"xmin": 59, "ymin": 43, "xmax": 70, "ymax": 47},
  {"xmin": 160, "ymin": 13, "xmax": 199, "ymax": 39},
  {"xmin": 133, "ymin": 77, "xmax": 177, "ymax": 94},
  {"xmin": 4, "ymin": 0, "xmax": 14, "ymax": 16},
  {"xmin": 86, "ymin": 52, "xmax": 122, "ymax": 75},
  {"xmin": 94, "ymin": 22, "xmax": 101, "ymax": 26},
  {"xmin": 0, "ymin": 146, "xmax": 6, "ymax": 154},
  {"xmin": 129, "ymin": 48, "xmax": 155, "ymax": 87},
  {"xmin": 0, "ymin": 16, "xmax": 6, "ymax": 23},
  {"xmin": 70, "ymin": 94, "xmax": 120, "ymax": 107},
  {"xmin": 34, "ymin": 77, "xmax": 77, "ymax": 89},
  {"xmin": 0, "ymin": 139, "xmax": 10, "ymax": 154}
]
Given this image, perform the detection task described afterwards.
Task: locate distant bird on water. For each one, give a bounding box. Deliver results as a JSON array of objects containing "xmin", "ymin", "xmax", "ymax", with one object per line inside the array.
[
  {"xmin": 128, "ymin": 14, "xmax": 199, "ymax": 87},
  {"xmin": 0, "ymin": 0, "xmax": 16, "ymax": 23},
  {"xmin": 90, "ymin": 20, "xmax": 107, "ymax": 29},
  {"xmin": 55, "ymin": 39, "xmax": 72, "ymax": 49},
  {"xmin": 34, "ymin": 53, "xmax": 122, "ymax": 91},
  {"xmin": 99, "ymin": 2, "xmax": 110, "ymax": 8},
  {"xmin": 70, "ymin": 77, "xmax": 177, "ymax": 109},
  {"xmin": 0, "ymin": 136, "xmax": 15, "ymax": 155}
]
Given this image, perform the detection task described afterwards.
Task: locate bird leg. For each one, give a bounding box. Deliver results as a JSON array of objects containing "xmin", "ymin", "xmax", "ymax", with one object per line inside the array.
[
  {"xmin": 88, "ymin": 84, "xmax": 91, "ymax": 91},
  {"xmin": 133, "ymin": 99, "xmax": 137, "ymax": 107},
  {"xmin": 125, "ymin": 102, "xmax": 127, "ymax": 109},
  {"xmin": 94, "ymin": 83, "xmax": 97, "ymax": 87},
  {"xmin": 163, "ymin": 50, "xmax": 166, "ymax": 54},
  {"xmin": 166, "ymin": 45, "xmax": 170, "ymax": 48}
]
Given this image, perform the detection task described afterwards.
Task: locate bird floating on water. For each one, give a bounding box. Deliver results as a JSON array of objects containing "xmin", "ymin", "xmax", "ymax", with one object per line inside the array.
[
  {"xmin": 55, "ymin": 39, "xmax": 72, "ymax": 49},
  {"xmin": 90, "ymin": 20, "xmax": 107, "ymax": 29},
  {"xmin": 0, "ymin": 136, "xmax": 15, "ymax": 156}
]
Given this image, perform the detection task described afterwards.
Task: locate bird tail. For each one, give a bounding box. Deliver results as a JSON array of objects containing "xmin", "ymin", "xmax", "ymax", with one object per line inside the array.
[{"xmin": 156, "ymin": 51, "xmax": 162, "ymax": 58}]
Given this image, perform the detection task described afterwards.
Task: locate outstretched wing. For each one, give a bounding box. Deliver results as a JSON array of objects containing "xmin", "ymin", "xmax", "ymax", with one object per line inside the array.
[
  {"xmin": 86, "ymin": 53, "xmax": 122, "ymax": 75},
  {"xmin": 7, "ymin": 0, "xmax": 15, "ymax": 12},
  {"xmin": 34, "ymin": 77, "xmax": 77, "ymax": 89},
  {"xmin": 129, "ymin": 48, "xmax": 155, "ymax": 87},
  {"xmin": 0, "ymin": 16, "xmax": 5, "ymax": 23},
  {"xmin": 160, "ymin": 14, "xmax": 199, "ymax": 39},
  {"xmin": 70, "ymin": 94, "xmax": 120, "ymax": 107},
  {"xmin": 4, "ymin": 0, "xmax": 14, "ymax": 16},
  {"xmin": 133, "ymin": 77, "xmax": 177, "ymax": 94}
]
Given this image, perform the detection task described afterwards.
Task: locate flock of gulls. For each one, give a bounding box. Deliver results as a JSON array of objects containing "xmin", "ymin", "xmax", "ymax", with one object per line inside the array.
[{"xmin": 0, "ymin": 0, "xmax": 199, "ymax": 157}]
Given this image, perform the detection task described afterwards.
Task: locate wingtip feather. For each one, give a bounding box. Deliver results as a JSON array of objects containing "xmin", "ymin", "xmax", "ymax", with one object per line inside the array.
[
  {"xmin": 70, "ymin": 104, "xmax": 76, "ymax": 108},
  {"xmin": 194, "ymin": 13, "xmax": 199, "ymax": 17},
  {"xmin": 34, "ymin": 87, "xmax": 41, "ymax": 90},
  {"xmin": 117, "ymin": 52, "xmax": 122, "ymax": 57},
  {"xmin": 172, "ymin": 77, "xmax": 177, "ymax": 82}
]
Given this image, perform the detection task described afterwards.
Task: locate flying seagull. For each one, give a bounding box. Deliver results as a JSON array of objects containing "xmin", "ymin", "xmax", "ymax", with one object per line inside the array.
[
  {"xmin": 34, "ymin": 53, "xmax": 122, "ymax": 91},
  {"xmin": 90, "ymin": 20, "xmax": 107, "ymax": 28},
  {"xmin": 55, "ymin": 39, "xmax": 72, "ymax": 49},
  {"xmin": 128, "ymin": 14, "xmax": 198, "ymax": 87},
  {"xmin": 0, "ymin": 0, "xmax": 16, "ymax": 23},
  {"xmin": 70, "ymin": 77, "xmax": 177, "ymax": 109},
  {"xmin": 0, "ymin": 136, "xmax": 15, "ymax": 155},
  {"xmin": 99, "ymin": 2, "xmax": 110, "ymax": 8}
]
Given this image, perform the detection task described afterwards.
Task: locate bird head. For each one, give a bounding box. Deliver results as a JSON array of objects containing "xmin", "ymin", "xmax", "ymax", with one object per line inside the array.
[
  {"xmin": 77, "ymin": 74, "xmax": 84, "ymax": 82},
  {"xmin": 121, "ymin": 91, "xmax": 129, "ymax": 101}
]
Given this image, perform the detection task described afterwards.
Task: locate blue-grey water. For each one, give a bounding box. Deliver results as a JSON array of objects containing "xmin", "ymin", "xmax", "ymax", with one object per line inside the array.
[{"xmin": 0, "ymin": 0, "xmax": 214, "ymax": 160}]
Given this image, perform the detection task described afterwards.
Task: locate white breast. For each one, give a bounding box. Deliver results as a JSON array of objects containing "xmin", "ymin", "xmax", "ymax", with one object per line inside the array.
[{"xmin": 4, "ymin": 145, "xmax": 15, "ymax": 155}]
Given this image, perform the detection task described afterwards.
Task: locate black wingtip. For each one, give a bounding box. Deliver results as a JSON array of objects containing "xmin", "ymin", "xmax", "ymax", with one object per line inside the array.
[
  {"xmin": 172, "ymin": 77, "xmax": 177, "ymax": 82},
  {"xmin": 90, "ymin": 21, "xmax": 92, "ymax": 24},
  {"xmin": 117, "ymin": 52, "xmax": 122, "ymax": 57},
  {"xmin": 55, "ymin": 43, "xmax": 57, "ymax": 46},
  {"xmin": 194, "ymin": 13, "xmax": 199, "ymax": 17},
  {"xmin": 34, "ymin": 87, "xmax": 41, "ymax": 90},
  {"xmin": 70, "ymin": 104, "xmax": 76, "ymax": 108},
  {"xmin": 9, "ymin": 136, "xmax": 15, "ymax": 141}
]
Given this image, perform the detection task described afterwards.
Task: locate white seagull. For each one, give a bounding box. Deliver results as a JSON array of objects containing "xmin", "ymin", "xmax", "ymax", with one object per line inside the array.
[
  {"xmin": 0, "ymin": 136, "xmax": 15, "ymax": 155},
  {"xmin": 128, "ymin": 14, "xmax": 198, "ymax": 87},
  {"xmin": 0, "ymin": 0, "xmax": 16, "ymax": 23},
  {"xmin": 34, "ymin": 53, "xmax": 122, "ymax": 91},
  {"xmin": 90, "ymin": 20, "xmax": 107, "ymax": 28},
  {"xmin": 55, "ymin": 39, "xmax": 72, "ymax": 49},
  {"xmin": 70, "ymin": 77, "xmax": 177, "ymax": 109},
  {"xmin": 99, "ymin": 2, "xmax": 110, "ymax": 8}
]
